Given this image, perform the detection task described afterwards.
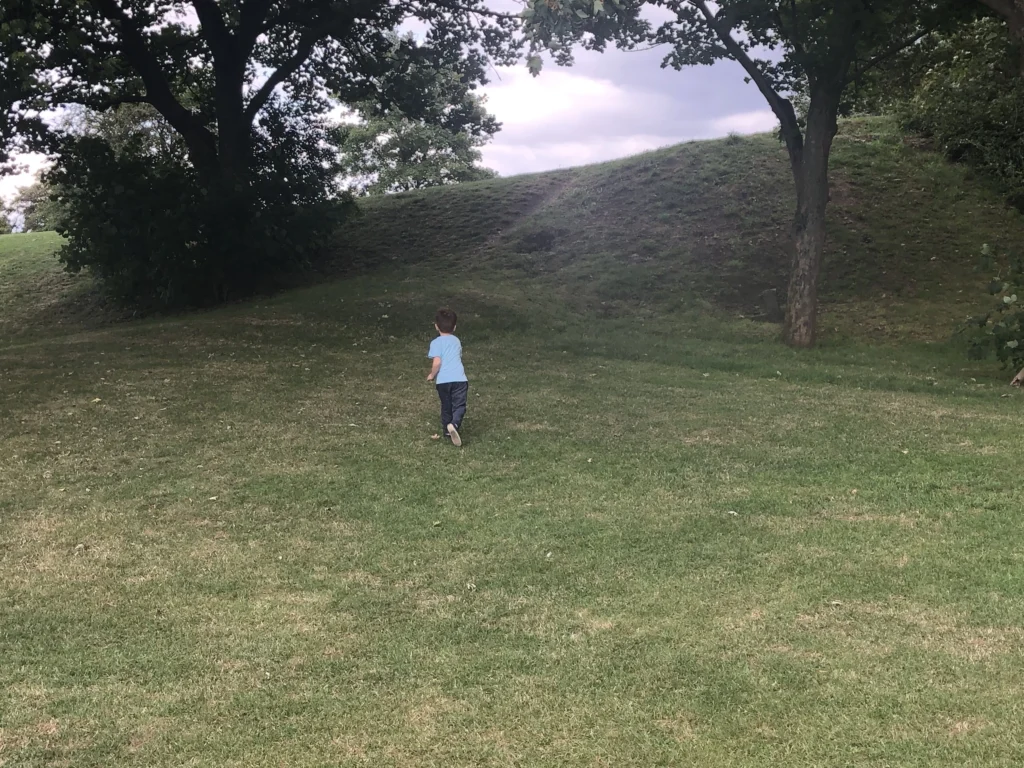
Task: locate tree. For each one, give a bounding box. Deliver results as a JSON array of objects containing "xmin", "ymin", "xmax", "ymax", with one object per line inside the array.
[
  {"xmin": 336, "ymin": 32, "xmax": 501, "ymax": 195},
  {"xmin": 524, "ymin": 0, "xmax": 965, "ymax": 346},
  {"xmin": 0, "ymin": 208, "xmax": 12, "ymax": 235},
  {"xmin": 976, "ymin": 1, "xmax": 1024, "ymax": 71},
  {"xmin": 339, "ymin": 99, "xmax": 498, "ymax": 195},
  {"xmin": 901, "ymin": 19, "xmax": 1024, "ymax": 206},
  {"xmin": 844, "ymin": 11, "xmax": 1024, "ymax": 209},
  {"xmin": 48, "ymin": 94, "xmax": 354, "ymax": 307},
  {"xmin": 67, "ymin": 102, "xmax": 190, "ymax": 162},
  {"xmin": 4, "ymin": 104, "xmax": 186, "ymax": 236},
  {"xmin": 10, "ymin": 180, "xmax": 63, "ymax": 232},
  {"xmin": 0, "ymin": 0, "xmax": 518, "ymax": 306}
]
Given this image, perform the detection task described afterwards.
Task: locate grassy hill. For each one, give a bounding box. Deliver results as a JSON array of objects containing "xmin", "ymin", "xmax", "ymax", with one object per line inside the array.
[
  {"xmin": 5, "ymin": 118, "xmax": 1023, "ymax": 343},
  {"xmin": 2, "ymin": 119, "xmax": 1024, "ymax": 767},
  {"xmin": 326, "ymin": 117, "xmax": 1020, "ymax": 340}
]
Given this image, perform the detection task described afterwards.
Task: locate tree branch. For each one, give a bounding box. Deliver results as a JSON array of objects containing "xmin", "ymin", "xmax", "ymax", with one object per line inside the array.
[
  {"xmin": 261, "ymin": 0, "xmax": 360, "ymax": 35},
  {"xmin": 244, "ymin": 32, "xmax": 322, "ymax": 122},
  {"xmin": 788, "ymin": 0, "xmax": 801, "ymax": 47},
  {"xmin": 860, "ymin": 28, "xmax": 932, "ymax": 75},
  {"xmin": 264, "ymin": 0, "xmax": 515, "ymax": 36},
  {"xmin": 90, "ymin": 1, "xmax": 203, "ymax": 133},
  {"xmin": 191, "ymin": 0, "xmax": 234, "ymax": 61},
  {"xmin": 428, "ymin": 2, "xmax": 519, "ymax": 20},
  {"xmin": 691, "ymin": 0, "xmax": 802, "ymax": 154},
  {"xmin": 977, "ymin": 0, "xmax": 1017, "ymax": 21},
  {"xmin": 91, "ymin": 0, "xmax": 216, "ymax": 165},
  {"xmin": 244, "ymin": 0, "xmax": 390, "ymax": 121},
  {"xmin": 87, "ymin": 93, "xmax": 152, "ymax": 112},
  {"xmin": 783, "ymin": 0, "xmax": 805, "ymax": 58},
  {"xmin": 860, "ymin": 0, "xmax": 951, "ymax": 79},
  {"xmin": 239, "ymin": 0, "xmax": 276, "ymax": 50},
  {"xmin": 772, "ymin": 7, "xmax": 803, "ymax": 60}
]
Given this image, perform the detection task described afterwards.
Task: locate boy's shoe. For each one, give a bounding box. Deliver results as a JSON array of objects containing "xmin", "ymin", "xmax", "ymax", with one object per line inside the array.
[{"xmin": 447, "ymin": 423, "xmax": 462, "ymax": 447}]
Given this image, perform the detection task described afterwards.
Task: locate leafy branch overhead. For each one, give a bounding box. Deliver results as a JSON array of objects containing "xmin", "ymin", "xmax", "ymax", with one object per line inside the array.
[{"xmin": 0, "ymin": 0, "xmax": 522, "ymax": 175}]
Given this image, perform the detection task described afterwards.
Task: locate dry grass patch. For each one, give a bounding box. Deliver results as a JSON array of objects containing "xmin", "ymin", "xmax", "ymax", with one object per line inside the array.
[{"xmin": 795, "ymin": 599, "xmax": 1024, "ymax": 661}]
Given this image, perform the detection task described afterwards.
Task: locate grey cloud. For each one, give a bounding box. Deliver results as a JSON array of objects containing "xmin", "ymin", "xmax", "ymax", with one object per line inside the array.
[{"xmin": 481, "ymin": 46, "xmax": 774, "ymax": 176}]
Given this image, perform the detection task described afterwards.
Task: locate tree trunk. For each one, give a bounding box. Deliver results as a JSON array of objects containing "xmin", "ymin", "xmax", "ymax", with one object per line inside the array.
[
  {"xmin": 783, "ymin": 92, "xmax": 840, "ymax": 348},
  {"xmin": 213, "ymin": 58, "xmax": 252, "ymax": 191}
]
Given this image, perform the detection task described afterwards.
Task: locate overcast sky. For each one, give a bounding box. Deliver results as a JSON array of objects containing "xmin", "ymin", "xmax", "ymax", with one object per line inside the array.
[
  {"xmin": 479, "ymin": 49, "xmax": 777, "ymax": 177},
  {"xmin": 1, "ymin": 16, "xmax": 778, "ymax": 201}
]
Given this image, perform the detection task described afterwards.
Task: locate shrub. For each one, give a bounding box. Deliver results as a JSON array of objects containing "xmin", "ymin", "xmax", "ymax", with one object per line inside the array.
[
  {"xmin": 897, "ymin": 19, "xmax": 1024, "ymax": 209},
  {"xmin": 965, "ymin": 244, "xmax": 1024, "ymax": 373},
  {"xmin": 51, "ymin": 99, "xmax": 352, "ymax": 311}
]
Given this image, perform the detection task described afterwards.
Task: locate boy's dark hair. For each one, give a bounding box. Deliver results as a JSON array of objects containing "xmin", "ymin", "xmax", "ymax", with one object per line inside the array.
[{"xmin": 435, "ymin": 308, "xmax": 457, "ymax": 333}]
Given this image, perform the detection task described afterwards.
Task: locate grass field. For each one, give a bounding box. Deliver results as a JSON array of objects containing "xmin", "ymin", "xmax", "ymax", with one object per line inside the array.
[{"xmin": 3, "ymin": 122, "xmax": 1024, "ymax": 766}]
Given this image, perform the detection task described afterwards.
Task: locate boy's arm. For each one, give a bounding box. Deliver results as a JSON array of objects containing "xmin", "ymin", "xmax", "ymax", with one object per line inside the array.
[{"xmin": 426, "ymin": 357, "xmax": 441, "ymax": 382}]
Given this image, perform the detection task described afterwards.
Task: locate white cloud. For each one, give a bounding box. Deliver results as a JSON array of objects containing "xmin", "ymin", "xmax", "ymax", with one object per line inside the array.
[
  {"xmin": 711, "ymin": 110, "xmax": 778, "ymax": 135},
  {"xmin": 480, "ymin": 58, "xmax": 778, "ymax": 177},
  {"xmin": 483, "ymin": 67, "xmax": 647, "ymax": 129}
]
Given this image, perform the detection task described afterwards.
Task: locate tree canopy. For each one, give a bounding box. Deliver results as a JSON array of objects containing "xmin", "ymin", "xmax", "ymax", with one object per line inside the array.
[
  {"xmin": 338, "ymin": 98, "xmax": 498, "ymax": 196},
  {"xmin": 0, "ymin": 0, "xmax": 518, "ymax": 179},
  {"xmin": 8, "ymin": 180, "xmax": 62, "ymax": 232}
]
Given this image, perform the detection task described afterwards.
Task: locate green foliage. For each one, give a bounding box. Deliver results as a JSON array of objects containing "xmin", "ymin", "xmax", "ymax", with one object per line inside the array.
[
  {"xmin": 8, "ymin": 180, "xmax": 63, "ymax": 232},
  {"xmin": 52, "ymin": 98, "xmax": 351, "ymax": 310},
  {"xmin": 895, "ymin": 18, "xmax": 1024, "ymax": 208},
  {"xmin": 965, "ymin": 244, "xmax": 1024, "ymax": 371},
  {"xmin": 0, "ymin": 1, "xmax": 518, "ymax": 166},
  {"xmin": 68, "ymin": 102, "xmax": 189, "ymax": 160},
  {"xmin": 0, "ymin": 208, "xmax": 11, "ymax": 234},
  {"xmin": 339, "ymin": 102, "xmax": 497, "ymax": 195},
  {"xmin": 335, "ymin": 34, "xmax": 501, "ymax": 194}
]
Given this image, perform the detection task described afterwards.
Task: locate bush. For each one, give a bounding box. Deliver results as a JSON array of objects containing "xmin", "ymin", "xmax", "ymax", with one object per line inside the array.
[
  {"xmin": 965, "ymin": 244, "xmax": 1024, "ymax": 372},
  {"xmin": 51, "ymin": 99, "xmax": 352, "ymax": 311},
  {"xmin": 896, "ymin": 19, "xmax": 1024, "ymax": 209}
]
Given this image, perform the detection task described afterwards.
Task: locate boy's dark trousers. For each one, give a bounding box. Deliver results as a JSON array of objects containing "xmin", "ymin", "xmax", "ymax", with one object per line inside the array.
[{"xmin": 436, "ymin": 381, "xmax": 469, "ymax": 435}]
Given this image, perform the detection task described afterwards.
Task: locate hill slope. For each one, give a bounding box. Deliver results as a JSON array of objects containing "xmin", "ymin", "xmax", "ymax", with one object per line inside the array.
[{"xmin": 327, "ymin": 117, "xmax": 1021, "ymax": 340}]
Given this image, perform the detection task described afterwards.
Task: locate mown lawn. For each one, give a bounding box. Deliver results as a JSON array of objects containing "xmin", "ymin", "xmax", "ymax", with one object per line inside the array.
[{"xmin": 3, "ymin": 230, "xmax": 1024, "ymax": 765}]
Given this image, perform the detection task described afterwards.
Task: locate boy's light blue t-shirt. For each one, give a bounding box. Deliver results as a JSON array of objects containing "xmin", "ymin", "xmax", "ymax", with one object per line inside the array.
[{"xmin": 428, "ymin": 335, "xmax": 468, "ymax": 384}]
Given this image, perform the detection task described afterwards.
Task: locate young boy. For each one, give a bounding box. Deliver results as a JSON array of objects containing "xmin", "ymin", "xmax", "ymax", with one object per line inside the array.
[{"xmin": 426, "ymin": 308, "xmax": 468, "ymax": 447}]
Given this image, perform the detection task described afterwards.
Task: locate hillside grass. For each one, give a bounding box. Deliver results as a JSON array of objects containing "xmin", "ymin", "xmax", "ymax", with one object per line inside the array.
[
  {"xmin": 0, "ymin": 231, "xmax": 108, "ymax": 340},
  {"xmin": 330, "ymin": 117, "xmax": 1020, "ymax": 342},
  {"xmin": 3, "ymin": 120, "xmax": 1024, "ymax": 767}
]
